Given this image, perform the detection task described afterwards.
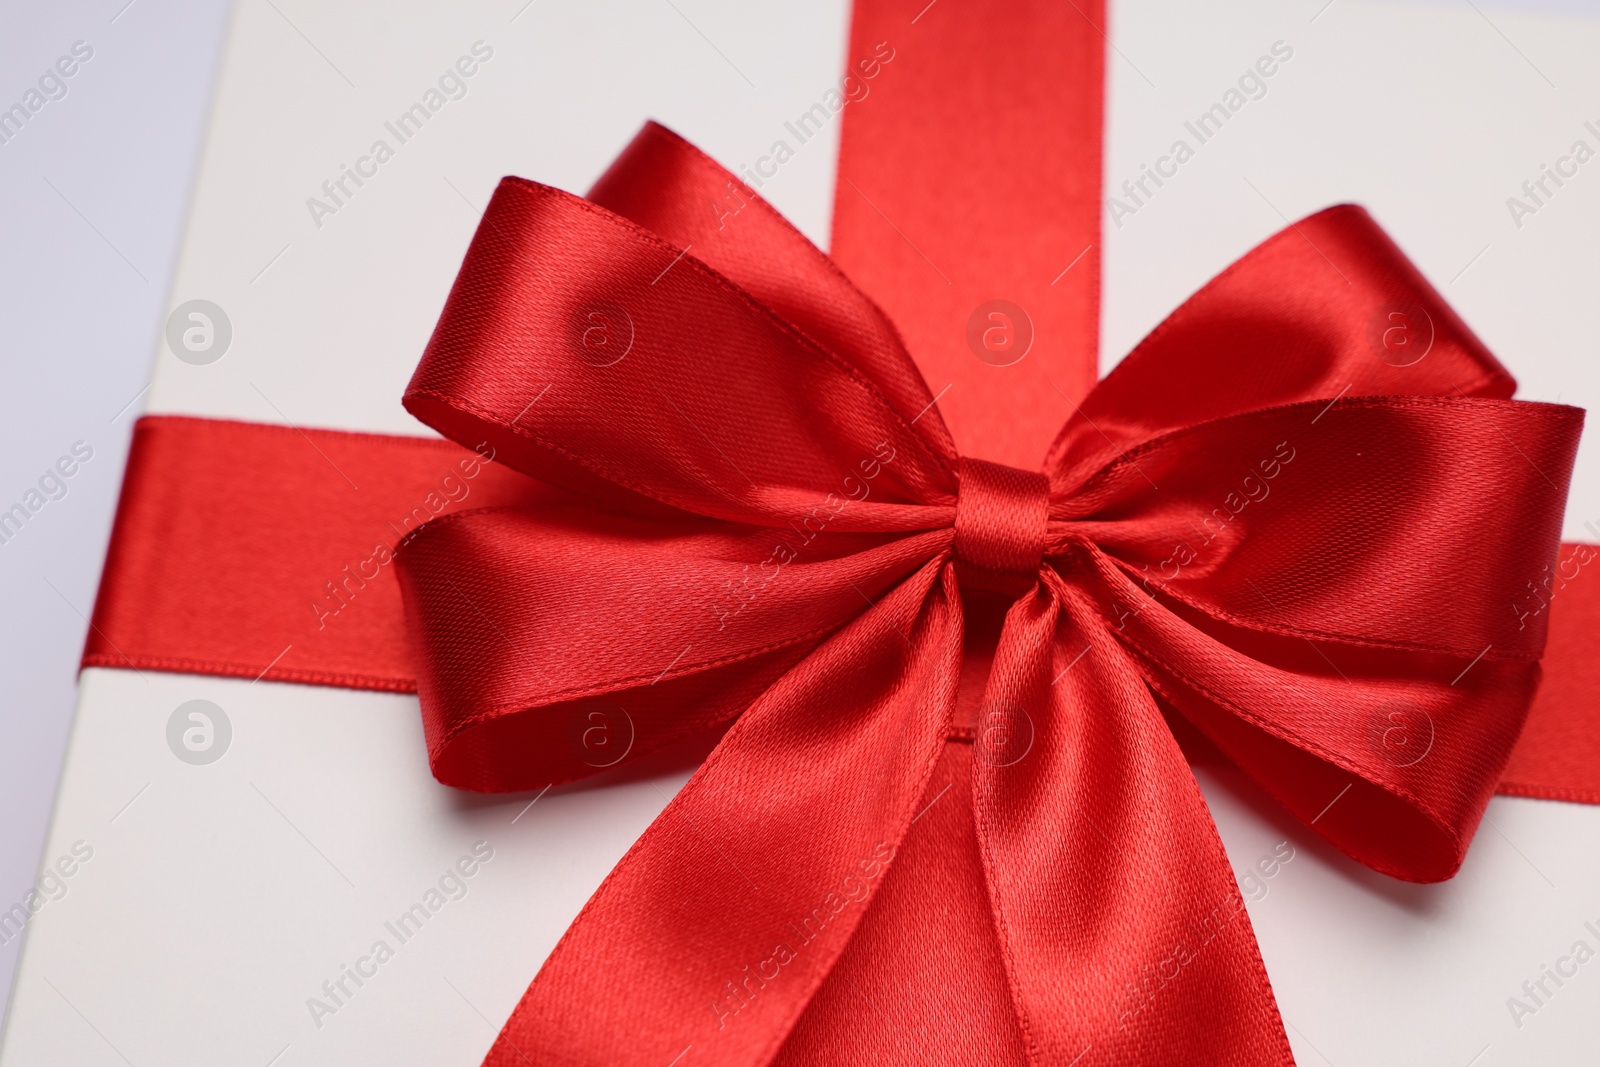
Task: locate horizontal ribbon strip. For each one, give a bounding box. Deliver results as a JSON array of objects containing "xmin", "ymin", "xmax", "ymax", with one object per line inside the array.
[{"xmin": 87, "ymin": 417, "xmax": 1600, "ymax": 807}]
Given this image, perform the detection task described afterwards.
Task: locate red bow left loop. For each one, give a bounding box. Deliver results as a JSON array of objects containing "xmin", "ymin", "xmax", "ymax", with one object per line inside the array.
[{"xmin": 393, "ymin": 123, "xmax": 1581, "ymax": 1066}]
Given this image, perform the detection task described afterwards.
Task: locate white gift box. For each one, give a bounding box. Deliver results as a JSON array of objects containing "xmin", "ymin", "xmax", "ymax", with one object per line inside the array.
[{"xmin": 3, "ymin": 1, "xmax": 1599, "ymax": 1064}]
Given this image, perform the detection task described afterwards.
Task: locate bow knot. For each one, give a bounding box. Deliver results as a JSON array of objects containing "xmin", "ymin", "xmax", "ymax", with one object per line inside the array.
[{"xmin": 953, "ymin": 456, "xmax": 1050, "ymax": 597}]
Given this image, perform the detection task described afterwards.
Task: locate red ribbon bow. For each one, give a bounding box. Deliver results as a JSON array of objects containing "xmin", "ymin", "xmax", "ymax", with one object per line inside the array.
[{"xmin": 394, "ymin": 124, "xmax": 1580, "ymax": 1066}]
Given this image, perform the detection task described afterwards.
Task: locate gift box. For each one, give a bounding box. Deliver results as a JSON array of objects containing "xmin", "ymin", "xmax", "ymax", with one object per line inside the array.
[{"xmin": 3, "ymin": 0, "xmax": 1599, "ymax": 1064}]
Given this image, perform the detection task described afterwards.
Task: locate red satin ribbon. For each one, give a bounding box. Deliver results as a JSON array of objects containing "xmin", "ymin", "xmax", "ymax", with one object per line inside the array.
[
  {"xmin": 80, "ymin": 1, "xmax": 1598, "ymax": 1063},
  {"xmin": 382, "ymin": 126, "xmax": 1581, "ymax": 1065}
]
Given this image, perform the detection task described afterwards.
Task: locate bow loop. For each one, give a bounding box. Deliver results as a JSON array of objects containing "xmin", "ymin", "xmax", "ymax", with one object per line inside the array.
[
  {"xmin": 397, "ymin": 500, "xmax": 953, "ymax": 791},
  {"xmin": 1047, "ymin": 204, "xmax": 1517, "ymax": 493},
  {"xmin": 405, "ymin": 176, "xmax": 957, "ymax": 531},
  {"xmin": 1093, "ymin": 564, "xmax": 1544, "ymax": 881},
  {"xmin": 588, "ymin": 122, "xmax": 960, "ymax": 468},
  {"xmin": 1060, "ymin": 397, "xmax": 1581, "ymax": 660},
  {"xmin": 1049, "ymin": 393, "xmax": 1581, "ymax": 879}
]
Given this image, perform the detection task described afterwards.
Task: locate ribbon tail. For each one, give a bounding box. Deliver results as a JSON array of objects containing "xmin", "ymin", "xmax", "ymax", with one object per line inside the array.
[
  {"xmin": 484, "ymin": 559, "xmax": 962, "ymax": 1067},
  {"xmin": 970, "ymin": 572, "xmax": 1294, "ymax": 1066}
]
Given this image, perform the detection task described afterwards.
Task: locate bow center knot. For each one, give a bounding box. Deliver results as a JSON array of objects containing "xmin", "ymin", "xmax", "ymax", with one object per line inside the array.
[{"xmin": 953, "ymin": 457, "xmax": 1050, "ymax": 597}]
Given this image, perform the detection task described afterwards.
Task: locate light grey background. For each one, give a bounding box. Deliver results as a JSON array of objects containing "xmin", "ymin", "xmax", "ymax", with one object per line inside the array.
[
  {"xmin": 0, "ymin": 0, "xmax": 233, "ymax": 1015},
  {"xmin": 0, "ymin": 0, "xmax": 1597, "ymax": 1032}
]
